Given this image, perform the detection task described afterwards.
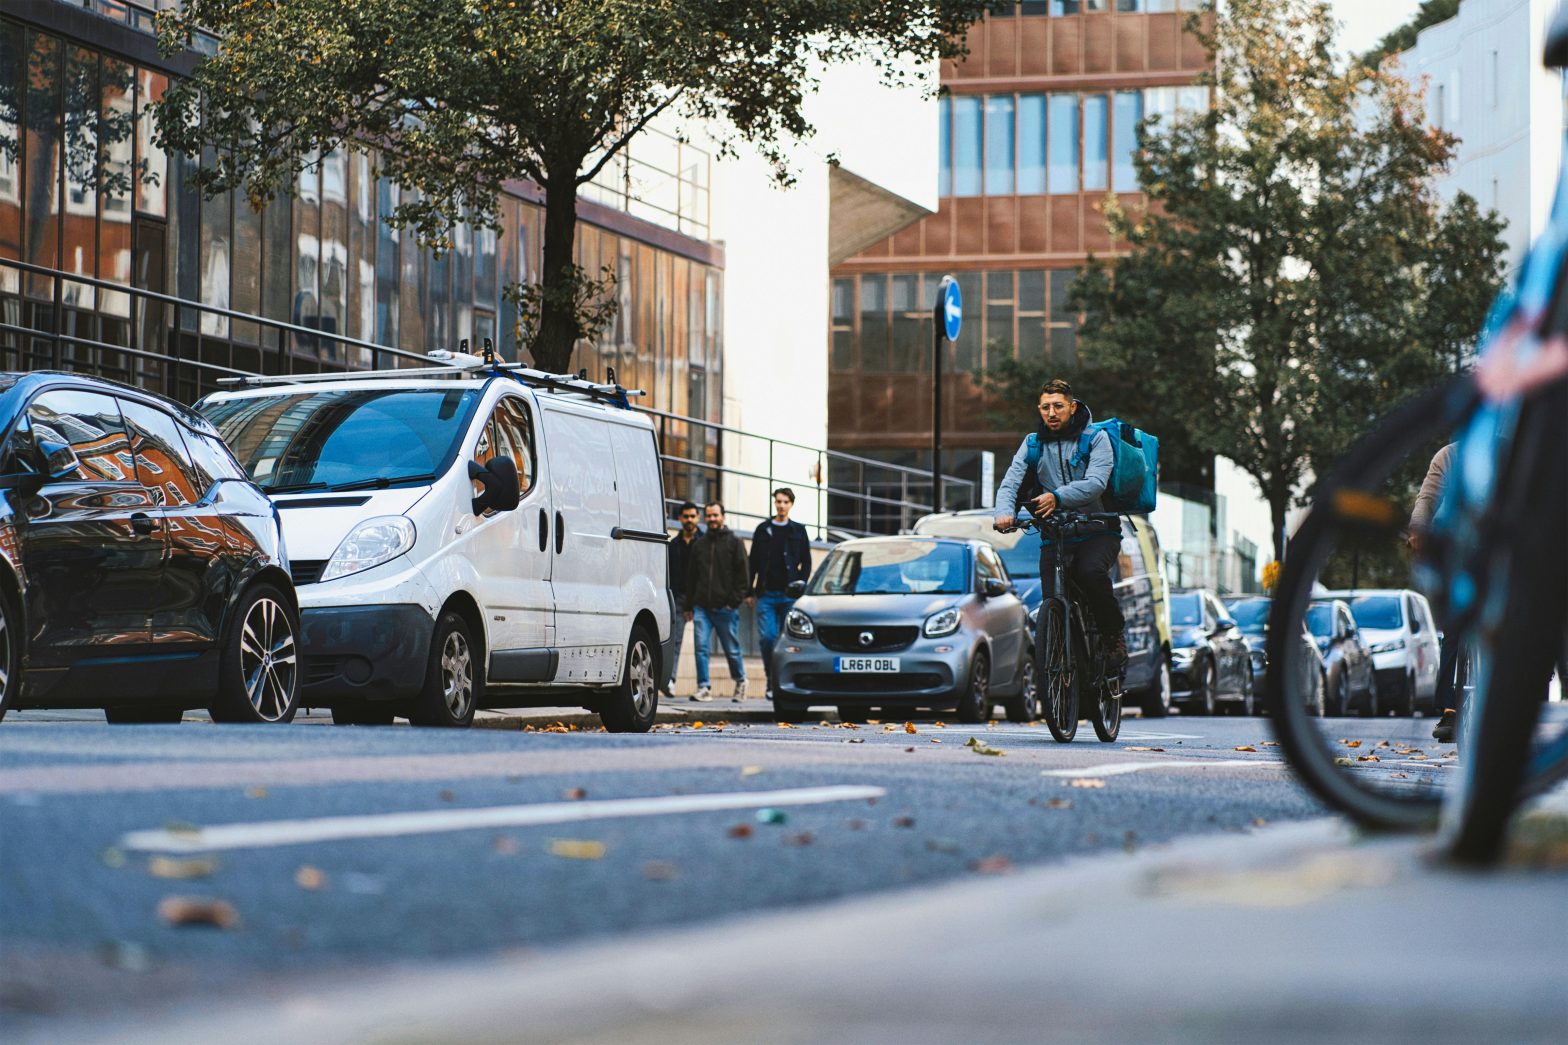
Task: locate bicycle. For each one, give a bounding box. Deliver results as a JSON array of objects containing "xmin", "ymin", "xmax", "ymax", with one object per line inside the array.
[
  {"xmin": 1263, "ymin": 5, "xmax": 1568, "ymax": 862},
  {"xmin": 1014, "ymin": 510, "xmax": 1125, "ymax": 744}
]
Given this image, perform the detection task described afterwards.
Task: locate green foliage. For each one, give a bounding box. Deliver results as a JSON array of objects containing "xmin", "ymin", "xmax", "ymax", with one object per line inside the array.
[
  {"xmin": 1359, "ymin": 0, "xmax": 1461, "ymax": 69},
  {"xmin": 1070, "ymin": 0, "xmax": 1507, "ymax": 561},
  {"xmin": 152, "ymin": 0, "xmax": 990, "ymax": 372}
]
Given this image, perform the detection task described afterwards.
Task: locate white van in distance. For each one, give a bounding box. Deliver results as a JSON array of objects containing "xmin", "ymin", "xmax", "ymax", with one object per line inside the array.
[{"xmin": 196, "ymin": 353, "xmax": 672, "ymax": 731}]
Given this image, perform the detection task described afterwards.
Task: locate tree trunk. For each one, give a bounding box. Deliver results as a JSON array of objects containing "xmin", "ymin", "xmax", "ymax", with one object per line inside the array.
[
  {"xmin": 531, "ymin": 172, "xmax": 580, "ymax": 374},
  {"xmin": 1270, "ymin": 491, "xmax": 1289, "ymax": 568}
]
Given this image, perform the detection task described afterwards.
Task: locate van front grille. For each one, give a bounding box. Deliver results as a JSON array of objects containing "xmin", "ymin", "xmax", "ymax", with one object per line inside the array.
[{"xmin": 290, "ymin": 560, "xmax": 327, "ymax": 586}]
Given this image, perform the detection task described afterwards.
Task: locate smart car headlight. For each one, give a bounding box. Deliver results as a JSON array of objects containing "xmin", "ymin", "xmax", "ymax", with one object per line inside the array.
[
  {"xmin": 786, "ymin": 609, "xmax": 815, "ymax": 639},
  {"xmin": 924, "ymin": 607, "xmax": 961, "ymax": 638},
  {"xmin": 320, "ymin": 516, "xmax": 416, "ymax": 582}
]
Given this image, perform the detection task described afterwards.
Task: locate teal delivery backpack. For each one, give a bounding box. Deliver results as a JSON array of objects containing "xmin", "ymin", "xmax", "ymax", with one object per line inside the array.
[{"xmin": 1022, "ymin": 419, "xmax": 1159, "ymax": 514}]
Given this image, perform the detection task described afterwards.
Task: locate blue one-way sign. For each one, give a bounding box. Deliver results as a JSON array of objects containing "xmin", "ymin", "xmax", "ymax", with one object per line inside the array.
[{"xmin": 941, "ymin": 277, "xmax": 962, "ymax": 341}]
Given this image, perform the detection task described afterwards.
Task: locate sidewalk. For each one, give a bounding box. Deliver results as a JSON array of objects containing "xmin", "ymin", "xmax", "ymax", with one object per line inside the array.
[{"xmin": 82, "ymin": 792, "xmax": 1568, "ymax": 1045}]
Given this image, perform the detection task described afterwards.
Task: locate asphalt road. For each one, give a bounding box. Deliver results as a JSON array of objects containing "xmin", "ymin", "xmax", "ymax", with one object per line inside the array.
[{"xmin": 0, "ymin": 709, "xmax": 1431, "ymax": 1036}]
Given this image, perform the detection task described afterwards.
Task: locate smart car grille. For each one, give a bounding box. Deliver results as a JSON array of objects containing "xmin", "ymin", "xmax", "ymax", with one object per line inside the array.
[
  {"xmin": 794, "ymin": 672, "xmax": 943, "ymax": 693},
  {"xmin": 290, "ymin": 560, "xmax": 327, "ymax": 586},
  {"xmin": 816, "ymin": 626, "xmax": 919, "ymax": 653}
]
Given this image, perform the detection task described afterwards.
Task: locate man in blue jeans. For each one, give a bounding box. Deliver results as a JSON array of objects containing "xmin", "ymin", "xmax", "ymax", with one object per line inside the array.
[
  {"xmin": 749, "ymin": 488, "xmax": 812, "ymax": 699},
  {"xmin": 681, "ymin": 502, "xmax": 750, "ymax": 702}
]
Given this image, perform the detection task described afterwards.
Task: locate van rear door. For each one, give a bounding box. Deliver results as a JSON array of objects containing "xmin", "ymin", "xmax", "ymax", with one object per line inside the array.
[{"xmin": 606, "ymin": 420, "xmax": 669, "ymax": 643}]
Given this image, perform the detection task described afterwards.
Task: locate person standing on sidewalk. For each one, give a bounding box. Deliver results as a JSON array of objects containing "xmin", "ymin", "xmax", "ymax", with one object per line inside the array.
[
  {"xmin": 749, "ymin": 488, "xmax": 812, "ymax": 699},
  {"xmin": 662, "ymin": 502, "xmax": 704, "ymax": 698},
  {"xmin": 681, "ymin": 502, "xmax": 750, "ymax": 702},
  {"xmin": 1409, "ymin": 443, "xmax": 1461, "ymax": 741}
]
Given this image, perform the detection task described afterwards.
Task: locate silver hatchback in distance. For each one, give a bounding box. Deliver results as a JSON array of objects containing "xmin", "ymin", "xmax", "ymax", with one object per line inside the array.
[{"xmin": 772, "ymin": 536, "xmax": 1033, "ymax": 724}]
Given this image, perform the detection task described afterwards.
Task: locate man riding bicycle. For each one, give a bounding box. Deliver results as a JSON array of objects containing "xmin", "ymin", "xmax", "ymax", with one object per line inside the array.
[{"xmin": 993, "ymin": 378, "xmax": 1128, "ymax": 670}]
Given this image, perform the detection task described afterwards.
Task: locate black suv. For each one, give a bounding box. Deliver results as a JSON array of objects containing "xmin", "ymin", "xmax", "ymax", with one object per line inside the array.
[{"xmin": 0, "ymin": 373, "xmax": 299, "ymax": 724}]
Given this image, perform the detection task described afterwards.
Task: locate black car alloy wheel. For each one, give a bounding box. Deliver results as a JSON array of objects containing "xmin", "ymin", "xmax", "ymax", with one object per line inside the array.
[{"xmin": 211, "ymin": 583, "xmax": 300, "ymax": 724}]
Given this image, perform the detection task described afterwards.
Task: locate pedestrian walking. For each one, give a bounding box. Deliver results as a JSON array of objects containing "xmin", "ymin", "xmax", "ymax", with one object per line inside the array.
[
  {"xmin": 1410, "ymin": 444, "xmax": 1462, "ymax": 741},
  {"xmin": 749, "ymin": 488, "xmax": 812, "ymax": 699},
  {"xmin": 662, "ymin": 501, "xmax": 703, "ymax": 698},
  {"xmin": 681, "ymin": 502, "xmax": 749, "ymax": 702}
]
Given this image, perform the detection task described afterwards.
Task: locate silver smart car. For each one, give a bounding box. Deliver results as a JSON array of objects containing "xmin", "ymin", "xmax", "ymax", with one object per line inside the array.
[{"xmin": 771, "ymin": 536, "xmax": 1033, "ymax": 725}]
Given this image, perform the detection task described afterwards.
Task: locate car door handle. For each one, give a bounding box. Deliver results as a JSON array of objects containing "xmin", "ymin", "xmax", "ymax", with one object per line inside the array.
[
  {"xmin": 554, "ymin": 511, "xmax": 565, "ymax": 554},
  {"xmin": 130, "ymin": 512, "xmax": 157, "ymax": 535},
  {"xmin": 538, "ymin": 509, "xmax": 549, "ymax": 553}
]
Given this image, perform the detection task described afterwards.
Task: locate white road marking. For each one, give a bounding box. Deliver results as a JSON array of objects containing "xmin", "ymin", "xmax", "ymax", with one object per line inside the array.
[
  {"xmin": 119, "ymin": 785, "xmax": 887, "ymax": 854},
  {"xmin": 1041, "ymin": 759, "xmax": 1284, "ymax": 778}
]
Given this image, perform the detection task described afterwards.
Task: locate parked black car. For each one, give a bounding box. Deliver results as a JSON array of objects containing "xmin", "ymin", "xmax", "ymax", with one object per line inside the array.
[
  {"xmin": 1306, "ymin": 598, "xmax": 1379, "ymax": 716},
  {"xmin": 1168, "ymin": 588, "xmax": 1255, "ymax": 714},
  {"xmin": 0, "ymin": 373, "xmax": 299, "ymax": 724}
]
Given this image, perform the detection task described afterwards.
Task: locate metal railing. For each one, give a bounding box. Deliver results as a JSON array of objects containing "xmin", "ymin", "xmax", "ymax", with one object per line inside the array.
[{"xmin": 0, "ymin": 255, "xmax": 972, "ymax": 541}]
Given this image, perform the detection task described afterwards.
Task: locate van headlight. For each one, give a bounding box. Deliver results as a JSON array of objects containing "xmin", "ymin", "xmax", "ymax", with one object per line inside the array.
[
  {"xmin": 924, "ymin": 607, "xmax": 961, "ymax": 638},
  {"xmin": 1370, "ymin": 639, "xmax": 1406, "ymax": 654},
  {"xmin": 786, "ymin": 609, "xmax": 815, "ymax": 639},
  {"xmin": 320, "ymin": 516, "xmax": 416, "ymax": 582}
]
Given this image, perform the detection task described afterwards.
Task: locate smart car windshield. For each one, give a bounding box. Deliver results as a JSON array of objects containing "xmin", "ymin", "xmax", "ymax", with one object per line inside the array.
[
  {"xmin": 913, "ymin": 516, "xmax": 1038, "ymax": 578},
  {"xmin": 809, "ymin": 540, "xmax": 968, "ymax": 596},
  {"xmin": 201, "ymin": 388, "xmax": 480, "ymax": 492},
  {"xmin": 1169, "ymin": 593, "xmax": 1201, "ymax": 626},
  {"xmin": 1227, "ymin": 598, "xmax": 1271, "ymax": 634},
  {"xmin": 1306, "ymin": 604, "xmax": 1335, "ymax": 638},
  {"xmin": 1346, "ymin": 595, "xmax": 1403, "ymax": 631}
]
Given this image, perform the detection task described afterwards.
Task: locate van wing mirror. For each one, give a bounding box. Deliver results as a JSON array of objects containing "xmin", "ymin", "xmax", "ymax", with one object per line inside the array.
[{"xmin": 469, "ymin": 457, "xmax": 521, "ymax": 515}]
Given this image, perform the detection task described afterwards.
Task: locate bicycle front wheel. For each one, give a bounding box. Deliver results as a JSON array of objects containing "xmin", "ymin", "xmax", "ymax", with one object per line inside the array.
[
  {"xmin": 1039, "ymin": 600, "xmax": 1079, "ymax": 743},
  {"xmin": 1089, "ymin": 638, "xmax": 1122, "ymax": 743}
]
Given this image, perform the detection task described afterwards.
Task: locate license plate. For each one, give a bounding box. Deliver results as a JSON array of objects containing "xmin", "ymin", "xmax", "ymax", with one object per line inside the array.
[{"xmin": 835, "ymin": 657, "xmax": 900, "ymax": 673}]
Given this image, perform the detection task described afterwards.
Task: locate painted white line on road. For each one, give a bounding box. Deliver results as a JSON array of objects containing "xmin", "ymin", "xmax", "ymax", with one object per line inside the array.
[
  {"xmin": 119, "ymin": 785, "xmax": 887, "ymax": 854},
  {"xmin": 1041, "ymin": 759, "xmax": 1284, "ymax": 778}
]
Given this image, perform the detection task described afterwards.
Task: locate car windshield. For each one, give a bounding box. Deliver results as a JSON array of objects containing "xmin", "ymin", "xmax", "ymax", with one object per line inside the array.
[
  {"xmin": 201, "ymin": 388, "xmax": 479, "ymax": 492},
  {"xmin": 1226, "ymin": 598, "xmax": 1271, "ymax": 633},
  {"xmin": 1169, "ymin": 593, "xmax": 1201, "ymax": 626},
  {"xmin": 809, "ymin": 540, "xmax": 968, "ymax": 596},
  {"xmin": 1346, "ymin": 595, "xmax": 1403, "ymax": 631},
  {"xmin": 914, "ymin": 515, "xmax": 1038, "ymax": 578},
  {"xmin": 1306, "ymin": 604, "xmax": 1335, "ymax": 638}
]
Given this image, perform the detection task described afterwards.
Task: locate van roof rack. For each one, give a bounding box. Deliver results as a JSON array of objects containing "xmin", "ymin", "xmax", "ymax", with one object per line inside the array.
[{"xmin": 216, "ymin": 342, "xmax": 645, "ymax": 409}]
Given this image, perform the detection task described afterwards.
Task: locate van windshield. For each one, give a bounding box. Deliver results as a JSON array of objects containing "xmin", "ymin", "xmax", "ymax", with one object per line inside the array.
[
  {"xmin": 914, "ymin": 515, "xmax": 1038, "ymax": 578},
  {"xmin": 201, "ymin": 388, "xmax": 480, "ymax": 492},
  {"xmin": 1346, "ymin": 595, "xmax": 1403, "ymax": 631}
]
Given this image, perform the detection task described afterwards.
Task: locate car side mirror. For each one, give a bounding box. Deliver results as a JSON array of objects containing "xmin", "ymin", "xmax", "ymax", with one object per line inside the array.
[
  {"xmin": 983, "ymin": 577, "xmax": 1011, "ymax": 598},
  {"xmin": 469, "ymin": 457, "xmax": 520, "ymax": 515},
  {"xmin": 787, "ymin": 580, "xmax": 807, "ymax": 598},
  {"xmin": 1217, "ymin": 616, "xmax": 1237, "ymax": 632},
  {"xmin": 35, "ymin": 437, "xmax": 79, "ymax": 481}
]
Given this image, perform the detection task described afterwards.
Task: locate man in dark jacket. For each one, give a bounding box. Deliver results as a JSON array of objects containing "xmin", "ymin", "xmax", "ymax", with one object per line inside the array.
[
  {"xmin": 749, "ymin": 487, "xmax": 812, "ymax": 698},
  {"xmin": 682, "ymin": 501, "xmax": 750, "ymax": 702},
  {"xmin": 662, "ymin": 501, "xmax": 703, "ymax": 698}
]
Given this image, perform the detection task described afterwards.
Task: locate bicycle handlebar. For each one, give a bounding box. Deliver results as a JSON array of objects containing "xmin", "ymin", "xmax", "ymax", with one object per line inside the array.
[{"xmin": 1000, "ymin": 509, "xmax": 1121, "ymax": 536}]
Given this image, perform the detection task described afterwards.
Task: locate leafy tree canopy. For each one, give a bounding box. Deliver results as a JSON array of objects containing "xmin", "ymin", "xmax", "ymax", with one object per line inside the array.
[
  {"xmin": 1069, "ymin": 0, "xmax": 1507, "ymax": 561},
  {"xmin": 154, "ymin": 0, "xmax": 990, "ymax": 372}
]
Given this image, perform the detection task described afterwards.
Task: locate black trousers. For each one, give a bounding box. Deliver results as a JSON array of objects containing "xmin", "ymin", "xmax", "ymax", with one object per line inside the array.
[{"xmin": 1040, "ymin": 533, "xmax": 1125, "ymax": 641}]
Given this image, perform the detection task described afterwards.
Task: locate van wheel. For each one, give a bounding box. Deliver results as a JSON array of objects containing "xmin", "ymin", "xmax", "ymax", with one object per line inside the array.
[
  {"xmin": 210, "ymin": 583, "xmax": 300, "ymax": 724},
  {"xmin": 411, "ymin": 611, "xmax": 480, "ymax": 728},
  {"xmin": 599, "ymin": 625, "xmax": 658, "ymax": 733},
  {"xmin": 0, "ymin": 592, "xmax": 20, "ymax": 723}
]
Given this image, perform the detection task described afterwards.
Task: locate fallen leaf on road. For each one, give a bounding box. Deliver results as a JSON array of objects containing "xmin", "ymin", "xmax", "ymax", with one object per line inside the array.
[
  {"xmin": 1126, "ymin": 746, "xmax": 1162, "ymax": 752},
  {"xmin": 784, "ymin": 832, "xmax": 814, "ymax": 846},
  {"xmin": 1376, "ymin": 740, "xmax": 1391, "ymax": 748},
  {"xmin": 866, "ymin": 719, "xmax": 882, "ymax": 725},
  {"xmin": 642, "ymin": 860, "xmax": 680, "ymax": 881},
  {"xmin": 439, "ymin": 789, "xmax": 457, "ymax": 802},
  {"xmin": 740, "ymin": 766, "xmax": 763, "ymax": 777},
  {"xmin": 933, "ymin": 721, "xmax": 947, "ymax": 728},
  {"xmin": 988, "ymin": 719, "xmax": 999, "ymax": 727},
  {"xmin": 847, "ymin": 737, "xmax": 866, "ymax": 744},
  {"xmin": 1356, "ymin": 755, "xmax": 1379, "ymax": 763},
  {"xmin": 1253, "ymin": 818, "xmax": 1268, "ymax": 827},
  {"xmin": 774, "ymin": 722, "xmax": 796, "ymax": 729},
  {"xmin": 905, "ymin": 722, "xmax": 918, "ymax": 734},
  {"xmin": 904, "ymin": 746, "xmax": 915, "ymax": 753},
  {"xmin": 845, "ymin": 819, "xmax": 868, "ymax": 831},
  {"xmin": 1233, "ymin": 746, "xmax": 1258, "ymax": 753},
  {"xmin": 245, "ymin": 787, "xmax": 268, "ymax": 800},
  {"xmin": 1069, "ymin": 778, "xmax": 1106, "ymax": 789},
  {"xmin": 561, "ymin": 787, "xmax": 587, "ymax": 800},
  {"xmin": 1261, "ymin": 742, "xmax": 1280, "ymax": 748},
  {"xmin": 892, "ymin": 815, "xmax": 916, "ymax": 828},
  {"xmin": 492, "ymin": 835, "xmax": 519, "ymax": 855},
  {"xmin": 972, "ymin": 855, "xmax": 1013, "ymax": 875},
  {"xmin": 157, "ymin": 896, "xmax": 238, "ymax": 930},
  {"xmin": 148, "ymin": 856, "xmax": 219, "ymax": 880},
  {"xmin": 930, "ymin": 738, "xmax": 943, "ymax": 744},
  {"xmin": 1334, "ymin": 757, "xmax": 1355, "ymax": 766},
  {"xmin": 548, "ymin": 839, "xmax": 606, "ymax": 860},
  {"xmin": 882, "ymin": 725, "xmax": 898, "ymax": 733},
  {"xmin": 965, "ymin": 737, "xmax": 1005, "ymax": 756},
  {"xmin": 1046, "ymin": 798, "xmax": 1073, "ymax": 810},
  {"xmin": 727, "ymin": 823, "xmax": 754, "ymax": 839},
  {"xmin": 691, "ymin": 721, "xmax": 705, "ymax": 729},
  {"xmin": 294, "ymin": 865, "xmax": 327, "ymax": 890},
  {"xmin": 1339, "ymin": 739, "xmax": 1362, "ymax": 748}
]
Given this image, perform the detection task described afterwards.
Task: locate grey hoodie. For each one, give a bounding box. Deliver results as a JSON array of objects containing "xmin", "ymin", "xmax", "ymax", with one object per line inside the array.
[{"xmin": 993, "ymin": 399, "xmax": 1114, "ymax": 532}]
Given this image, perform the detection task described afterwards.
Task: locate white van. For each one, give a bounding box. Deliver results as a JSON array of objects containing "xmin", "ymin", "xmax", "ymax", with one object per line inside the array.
[
  {"xmin": 1321, "ymin": 588, "xmax": 1441, "ymax": 716},
  {"xmin": 196, "ymin": 356, "xmax": 672, "ymax": 731}
]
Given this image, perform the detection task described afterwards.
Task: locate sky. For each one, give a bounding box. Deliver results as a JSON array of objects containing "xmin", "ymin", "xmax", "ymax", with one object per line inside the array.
[{"xmin": 1329, "ymin": 0, "xmax": 1425, "ymax": 57}]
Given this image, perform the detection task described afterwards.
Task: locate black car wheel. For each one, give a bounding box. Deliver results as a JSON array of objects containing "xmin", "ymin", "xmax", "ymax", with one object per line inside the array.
[
  {"xmin": 955, "ymin": 651, "xmax": 991, "ymax": 724},
  {"xmin": 1238, "ymin": 665, "xmax": 1256, "ymax": 716},
  {"xmin": 210, "ymin": 583, "xmax": 300, "ymax": 724},
  {"xmin": 0, "ymin": 592, "xmax": 19, "ymax": 723},
  {"xmin": 599, "ymin": 625, "xmax": 658, "ymax": 734},
  {"xmin": 1004, "ymin": 652, "xmax": 1040, "ymax": 723},
  {"xmin": 411, "ymin": 610, "xmax": 480, "ymax": 728},
  {"xmin": 1194, "ymin": 658, "xmax": 1218, "ymax": 716}
]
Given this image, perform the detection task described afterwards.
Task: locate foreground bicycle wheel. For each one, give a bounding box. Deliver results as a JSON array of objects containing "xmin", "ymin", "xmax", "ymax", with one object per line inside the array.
[{"xmin": 1039, "ymin": 601, "xmax": 1079, "ymax": 743}]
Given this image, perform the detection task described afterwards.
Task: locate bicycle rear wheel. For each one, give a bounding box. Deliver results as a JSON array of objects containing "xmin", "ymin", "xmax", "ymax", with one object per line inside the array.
[{"xmin": 1039, "ymin": 600, "xmax": 1079, "ymax": 743}]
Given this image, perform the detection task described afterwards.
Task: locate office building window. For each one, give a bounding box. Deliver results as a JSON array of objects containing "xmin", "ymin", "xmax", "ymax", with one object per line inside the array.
[
  {"xmin": 1018, "ymin": 94, "xmax": 1046, "ymax": 194},
  {"xmin": 1116, "ymin": 0, "xmax": 1141, "ymax": 10},
  {"xmin": 1112, "ymin": 90, "xmax": 1143, "ymax": 191},
  {"xmin": 860, "ymin": 274, "xmax": 889, "ymax": 372},
  {"xmin": 952, "ymin": 95, "xmax": 983, "ymax": 197},
  {"xmin": 984, "ymin": 95, "xmax": 1015, "ymax": 195},
  {"xmin": 1048, "ymin": 94, "xmax": 1078, "ymax": 193},
  {"xmin": 1020, "ymin": 0, "xmax": 1050, "ymax": 13},
  {"xmin": 938, "ymin": 96, "xmax": 952, "ymax": 197},
  {"xmin": 985, "ymin": 270, "xmax": 1015, "ymax": 367},
  {"xmin": 1017, "ymin": 269, "xmax": 1046, "ymax": 360},
  {"xmin": 890, "ymin": 273, "xmax": 926, "ymax": 372},
  {"xmin": 1051, "ymin": 0, "xmax": 1081, "ymax": 11},
  {"xmin": 831, "ymin": 277, "xmax": 854, "ymax": 372},
  {"xmin": 1084, "ymin": 95, "xmax": 1109, "ymax": 191},
  {"xmin": 1049, "ymin": 269, "xmax": 1078, "ymax": 361}
]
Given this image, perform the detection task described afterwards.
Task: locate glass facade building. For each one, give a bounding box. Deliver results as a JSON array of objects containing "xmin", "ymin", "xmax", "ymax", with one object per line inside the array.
[{"xmin": 0, "ymin": 4, "xmax": 724, "ymax": 452}]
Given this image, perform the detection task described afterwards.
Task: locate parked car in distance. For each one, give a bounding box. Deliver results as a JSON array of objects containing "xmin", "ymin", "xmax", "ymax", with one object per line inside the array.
[
  {"xmin": 1168, "ymin": 589, "xmax": 1255, "ymax": 714},
  {"xmin": 197, "ymin": 359, "xmax": 671, "ymax": 732},
  {"xmin": 912, "ymin": 509, "xmax": 1172, "ymax": 718},
  {"xmin": 0, "ymin": 372, "xmax": 299, "ymax": 724},
  {"xmin": 772, "ymin": 535, "xmax": 1034, "ymax": 724},
  {"xmin": 1320, "ymin": 589, "xmax": 1440, "ymax": 716},
  {"xmin": 1223, "ymin": 595, "xmax": 1327, "ymax": 716},
  {"xmin": 1306, "ymin": 598, "xmax": 1379, "ymax": 716}
]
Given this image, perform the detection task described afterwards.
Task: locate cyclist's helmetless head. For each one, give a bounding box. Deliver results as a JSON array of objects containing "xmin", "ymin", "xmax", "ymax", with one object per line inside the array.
[{"xmin": 1037, "ymin": 378, "xmax": 1077, "ymax": 433}]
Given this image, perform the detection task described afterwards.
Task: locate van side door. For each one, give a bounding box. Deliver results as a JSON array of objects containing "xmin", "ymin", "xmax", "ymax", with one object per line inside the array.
[{"xmin": 606, "ymin": 420, "xmax": 670, "ymax": 645}]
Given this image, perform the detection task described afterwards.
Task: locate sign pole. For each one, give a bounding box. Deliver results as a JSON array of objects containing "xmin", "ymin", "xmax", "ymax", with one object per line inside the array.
[{"xmin": 932, "ymin": 275, "xmax": 961, "ymax": 516}]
